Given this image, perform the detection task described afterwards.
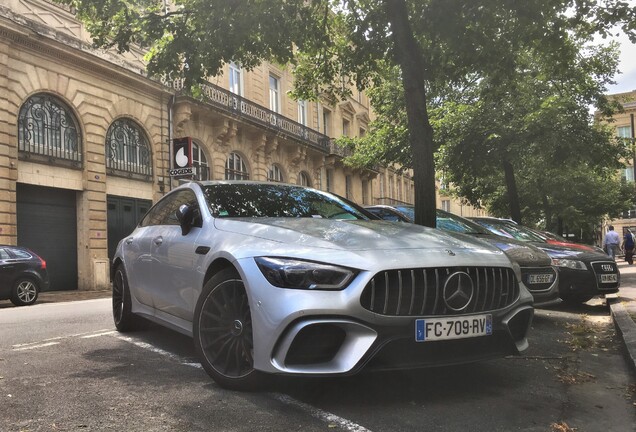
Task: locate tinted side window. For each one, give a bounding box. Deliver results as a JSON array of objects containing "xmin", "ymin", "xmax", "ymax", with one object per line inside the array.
[
  {"xmin": 140, "ymin": 190, "xmax": 200, "ymax": 227},
  {"xmin": 0, "ymin": 249, "xmax": 10, "ymax": 260},
  {"xmin": 368, "ymin": 208, "xmax": 402, "ymax": 222},
  {"xmin": 11, "ymin": 249, "xmax": 32, "ymax": 259}
]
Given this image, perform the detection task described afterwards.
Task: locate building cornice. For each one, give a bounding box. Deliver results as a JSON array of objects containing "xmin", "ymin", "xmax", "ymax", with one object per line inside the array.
[{"xmin": 0, "ymin": 5, "xmax": 168, "ymax": 96}]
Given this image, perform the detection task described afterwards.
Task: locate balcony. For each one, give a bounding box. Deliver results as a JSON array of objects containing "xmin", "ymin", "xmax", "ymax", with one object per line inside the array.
[{"xmin": 167, "ymin": 79, "xmax": 330, "ymax": 153}]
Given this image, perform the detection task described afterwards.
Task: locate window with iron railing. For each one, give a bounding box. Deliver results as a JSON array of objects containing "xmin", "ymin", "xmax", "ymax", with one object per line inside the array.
[
  {"xmin": 225, "ymin": 152, "xmax": 249, "ymax": 180},
  {"xmin": 18, "ymin": 93, "xmax": 82, "ymax": 167},
  {"xmin": 268, "ymin": 164, "xmax": 285, "ymax": 183},
  {"xmin": 622, "ymin": 208, "xmax": 636, "ymax": 219},
  {"xmin": 298, "ymin": 171, "xmax": 311, "ymax": 187},
  {"xmin": 192, "ymin": 142, "xmax": 210, "ymax": 181},
  {"xmin": 229, "ymin": 62, "xmax": 243, "ymax": 96},
  {"xmin": 106, "ymin": 118, "xmax": 152, "ymax": 178}
]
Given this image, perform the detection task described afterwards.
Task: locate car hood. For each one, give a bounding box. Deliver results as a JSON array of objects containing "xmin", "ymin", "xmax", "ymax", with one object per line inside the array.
[
  {"xmin": 531, "ymin": 242, "xmax": 611, "ymax": 261},
  {"xmin": 474, "ymin": 235, "xmax": 552, "ymax": 267},
  {"xmin": 214, "ymin": 218, "xmax": 501, "ymax": 254}
]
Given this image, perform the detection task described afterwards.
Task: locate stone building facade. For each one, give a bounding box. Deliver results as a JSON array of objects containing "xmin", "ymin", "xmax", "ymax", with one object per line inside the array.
[
  {"xmin": 604, "ymin": 90, "xmax": 636, "ymax": 244},
  {"xmin": 1, "ymin": 0, "xmax": 482, "ymax": 291}
]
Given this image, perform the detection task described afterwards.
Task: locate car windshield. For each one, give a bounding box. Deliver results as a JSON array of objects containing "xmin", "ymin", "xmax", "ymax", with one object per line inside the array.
[
  {"xmin": 202, "ymin": 183, "xmax": 369, "ymax": 220},
  {"xmin": 476, "ymin": 219, "xmax": 545, "ymax": 242},
  {"xmin": 436, "ymin": 210, "xmax": 491, "ymax": 235},
  {"xmin": 394, "ymin": 205, "xmax": 415, "ymax": 221}
]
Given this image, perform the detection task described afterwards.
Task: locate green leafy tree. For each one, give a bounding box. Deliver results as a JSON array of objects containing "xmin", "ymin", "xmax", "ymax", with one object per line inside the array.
[
  {"xmin": 346, "ymin": 34, "xmax": 633, "ymax": 234},
  {"xmin": 435, "ymin": 39, "xmax": 631, "ymax": 230},
  {"xmin": 56, "ymin": 0, "xmax": 636, "ymax": 227}
]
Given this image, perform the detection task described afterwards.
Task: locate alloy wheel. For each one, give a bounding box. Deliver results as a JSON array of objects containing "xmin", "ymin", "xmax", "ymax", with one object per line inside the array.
[{"xmin": 198, "ymin": 279, "xmax": 254, "ymax": 378}]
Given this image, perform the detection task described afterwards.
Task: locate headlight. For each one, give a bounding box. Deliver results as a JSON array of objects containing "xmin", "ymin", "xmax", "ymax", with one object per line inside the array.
[
  {"xmin": 551, "ymin": 258, "xmax": 587, "ymax": 270},
  {"xmin": 255, "ymin": 257, "xmax": 356, "ymax": 290}
]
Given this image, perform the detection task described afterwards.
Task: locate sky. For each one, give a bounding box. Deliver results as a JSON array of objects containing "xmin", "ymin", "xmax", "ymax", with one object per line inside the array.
[{"xmin": 606, "ymin": 31, "xmax": 636, "ymax": 95}]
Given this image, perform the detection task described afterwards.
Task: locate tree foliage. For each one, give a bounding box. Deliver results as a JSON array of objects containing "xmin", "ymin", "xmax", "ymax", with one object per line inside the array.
[{"xmin": 56, "ymin": 0, "xmax": 636, "ymax": 228}]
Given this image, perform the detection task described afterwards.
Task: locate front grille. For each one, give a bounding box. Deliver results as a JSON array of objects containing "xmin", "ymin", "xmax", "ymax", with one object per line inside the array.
[
  {"xmin": 590, "ymin": 261, "xmax": 620, "ymax": 289},
  {"xmin": 521, "ymin": 267, "xmax": 557, "ymax": 293},
  {"xmin": 360, "ymin": 267, "xmax": 519, "ymax": 317}
]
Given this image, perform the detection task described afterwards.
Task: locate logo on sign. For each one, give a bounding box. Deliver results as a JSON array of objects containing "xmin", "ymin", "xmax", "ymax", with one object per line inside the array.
[{"xmin": 170, "ymin": 137, "xmax": 193, "ymax": 176}]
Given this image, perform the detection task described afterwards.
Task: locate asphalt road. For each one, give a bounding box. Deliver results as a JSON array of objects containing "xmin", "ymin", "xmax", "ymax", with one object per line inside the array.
[{"xmin": 1, "ymin": 298, "xmax": 634, "ymax": 432}]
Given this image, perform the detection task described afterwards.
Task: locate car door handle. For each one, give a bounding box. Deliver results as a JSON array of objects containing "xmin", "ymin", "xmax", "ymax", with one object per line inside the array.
[{"xmin": 153, "ymin": 237, "xmax": 163, "ymax": 246}]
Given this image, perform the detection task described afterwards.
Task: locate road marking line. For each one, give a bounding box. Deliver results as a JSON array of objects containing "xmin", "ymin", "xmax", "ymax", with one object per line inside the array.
[
  {"xmin": 271, "ymin": 393, "xmax": 373, "ymax": 432},
  {"xmin": 112, "ymin": 334, "xmax": 372, "ymax": 432},
  {"xmin": 81, "ymin": 331, "xmax": 117, "ymax": 339},
  {"xmin": 113, "ymin": 335, "xmax": 192, "ymax": 364},
  {"xmin": 13, "ymin": 342, "xmax": 59, "ymax": 351},
  {"xmin": 12, "ymin": 329, "xmax": 114, "ymax": 349}
]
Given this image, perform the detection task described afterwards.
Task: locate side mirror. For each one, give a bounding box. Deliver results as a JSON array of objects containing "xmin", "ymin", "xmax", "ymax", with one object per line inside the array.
[{"xmin": 176, "ymin": 204, "xmax": 194, "ymax": 236}]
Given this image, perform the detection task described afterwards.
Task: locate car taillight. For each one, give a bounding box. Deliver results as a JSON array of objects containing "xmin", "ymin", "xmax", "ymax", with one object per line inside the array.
[{"xmin": 34, "ymin": 253, "xmax": 46, "ymax": 269}]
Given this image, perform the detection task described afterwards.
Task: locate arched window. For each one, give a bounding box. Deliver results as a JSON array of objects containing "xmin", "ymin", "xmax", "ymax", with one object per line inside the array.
[
  {"xmin": 192, "ymin": 142, "xmax": 210, "ymax": 181},
  {"xmin": 297, "ymin": 171, "xmax": 311, "ymax": 187},
  {"xmin": 267, "ymin": 164, "xmax": 284, "ymax": 182},
  {"xmin": 106, "ymin": 118, "xmax": 152, "ymax": 178},
  {"xmin": 18, "ymin": 93, "xmax": 82, "ymax": 166},
  {"xmin": 225, "ymin": 152, "xmax": 249, "ymax": 180}
]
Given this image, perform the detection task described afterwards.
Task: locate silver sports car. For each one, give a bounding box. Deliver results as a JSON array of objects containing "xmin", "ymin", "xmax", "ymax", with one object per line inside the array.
[{"xmin": 111, "ymin": 181, "xmax": 534, "ymax": 390}]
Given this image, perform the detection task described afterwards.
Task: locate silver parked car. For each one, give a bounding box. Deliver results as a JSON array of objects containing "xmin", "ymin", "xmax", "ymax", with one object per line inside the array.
[{"xmin": 111, "ymin": 181, "xmax": 534, "ymax": 390}]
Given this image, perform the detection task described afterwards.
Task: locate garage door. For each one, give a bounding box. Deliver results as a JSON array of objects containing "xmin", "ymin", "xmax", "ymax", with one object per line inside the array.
[
  {"xmin": 17, "ymin": 183, "xmax": 78, "ymax": 291},
  {"xmin": 107, "ymin": 196, "xmax": 152, "ymax": 261}
]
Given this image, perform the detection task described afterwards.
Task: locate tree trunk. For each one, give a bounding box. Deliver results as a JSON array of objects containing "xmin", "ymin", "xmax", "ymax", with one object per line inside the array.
[
  {"xmin": 541, "ymin": 193, "xmax": 553, "ymax": 231},
  {"xmin": 385, "ymin": 0, "xmax": 436, "ymax": 227},
  {"xmin": 502, "ymin": 157, "xmax": 522, "ymax": 224}
]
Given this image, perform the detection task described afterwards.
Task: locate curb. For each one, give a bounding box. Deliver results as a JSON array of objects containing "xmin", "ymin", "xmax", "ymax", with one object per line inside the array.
[{"xmin": 609, "ymin": 298, "xmax": 636, "ymax": 373}]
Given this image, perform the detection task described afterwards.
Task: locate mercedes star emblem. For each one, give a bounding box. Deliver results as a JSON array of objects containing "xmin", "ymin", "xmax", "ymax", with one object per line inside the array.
[{"xmin": 443, "ymin": 271, "xmax": 475, "ymax": 311}]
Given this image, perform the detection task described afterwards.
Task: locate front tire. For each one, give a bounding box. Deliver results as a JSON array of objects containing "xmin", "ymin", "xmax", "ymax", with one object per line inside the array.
[
  {"xmin": 11, "ymin": 278, "xmax": 39, "ymax": 306},
  {"xmin": 112, "ymin": 265, "xmax": 139, "ymax": 332},
  {"xmin": 193, "ymin": 268, "xmax": 265, "ymax": 391}
]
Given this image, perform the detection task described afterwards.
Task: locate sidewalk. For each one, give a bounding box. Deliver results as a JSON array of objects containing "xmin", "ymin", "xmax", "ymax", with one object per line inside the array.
[{"xmin": 610, "ymin": 260, "xmax": 636, "ymax": 373}]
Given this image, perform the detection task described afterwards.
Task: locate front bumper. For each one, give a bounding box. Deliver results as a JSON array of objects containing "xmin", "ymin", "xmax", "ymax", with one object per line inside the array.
[
  {"xmin": 239, "ymin": 259, "xmax": 535, "ymax": 376},
  {"xmin": 269, "ymin": 306, "xmax": 534, "ymax": 376},
  {"xmin": 557, "ymin": 261, "xmax": 620, "ymax": 298}
]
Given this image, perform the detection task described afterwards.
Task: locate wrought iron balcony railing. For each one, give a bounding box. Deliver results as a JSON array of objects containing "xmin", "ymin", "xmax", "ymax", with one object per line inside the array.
[{"xmin": 167, "ymin": 79, "xmax": 330, "ymax": 153}]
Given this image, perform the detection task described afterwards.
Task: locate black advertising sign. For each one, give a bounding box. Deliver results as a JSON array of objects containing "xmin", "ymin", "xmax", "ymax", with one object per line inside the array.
[{"xmin": 169, "ymin": 137, "xmax": 193, "ymax": 176}]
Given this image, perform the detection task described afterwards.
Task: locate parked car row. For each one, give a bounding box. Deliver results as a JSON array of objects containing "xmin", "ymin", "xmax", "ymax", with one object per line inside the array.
[
  {"xmin": 469, "ymin": 217, "xmax": 619, "ymax": 304},
  {"xmin": 364, "ymin": 204, "xmax": 619, "ymax": 305},
  {"xmin": 4, "ymin": 180, "xmax": 621, "ymax": 392},
  {"xmin": 365, "ymin": 205, "xmax": 561, "ymax": 307}
]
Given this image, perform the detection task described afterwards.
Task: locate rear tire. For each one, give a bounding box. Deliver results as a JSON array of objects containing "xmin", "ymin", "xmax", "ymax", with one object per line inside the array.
[
  {"xmin": 193, "ymin": 267, "xmax": 266, "ymax": 391},
  {"xmin": 11, "ymin": 278, "xmax": 39, "ymax": 306},
  {"xmin": 112, "ymin": 265, "xmax": 139, "ymax": 332}
]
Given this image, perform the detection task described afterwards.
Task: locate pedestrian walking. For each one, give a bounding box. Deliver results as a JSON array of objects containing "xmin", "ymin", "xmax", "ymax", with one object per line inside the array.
[
  {"xmin": 622, "ymin": 229, "xmax": 635, "ymax": 265},
  {"xmin": 603, "ymin": 225, "xmax": 621, "ymax": 260}
]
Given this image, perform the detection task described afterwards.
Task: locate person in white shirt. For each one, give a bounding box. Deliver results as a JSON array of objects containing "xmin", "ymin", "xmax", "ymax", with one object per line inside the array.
[{"xmin": 603, "ymin": 225, "xmax": 621, "ymax": 260}]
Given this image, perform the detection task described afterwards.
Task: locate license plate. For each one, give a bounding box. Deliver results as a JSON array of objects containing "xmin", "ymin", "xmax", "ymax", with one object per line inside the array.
[
  {"xmin": 415, "ymin": 314, "xmax": 492, "ymax": 342},
  {"xmin": 528, "ymin": 273, "xmax": 554, "ymax": 284},
  {"xmin": 600, "ymin": 273, "xmax": 618, "ymax": 283}
]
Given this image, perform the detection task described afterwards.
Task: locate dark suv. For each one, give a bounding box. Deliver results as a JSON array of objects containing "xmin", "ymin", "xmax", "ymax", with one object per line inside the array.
[{"xmin": 0, "ymin": 245, "xmax": 50, "ymax": 306}]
